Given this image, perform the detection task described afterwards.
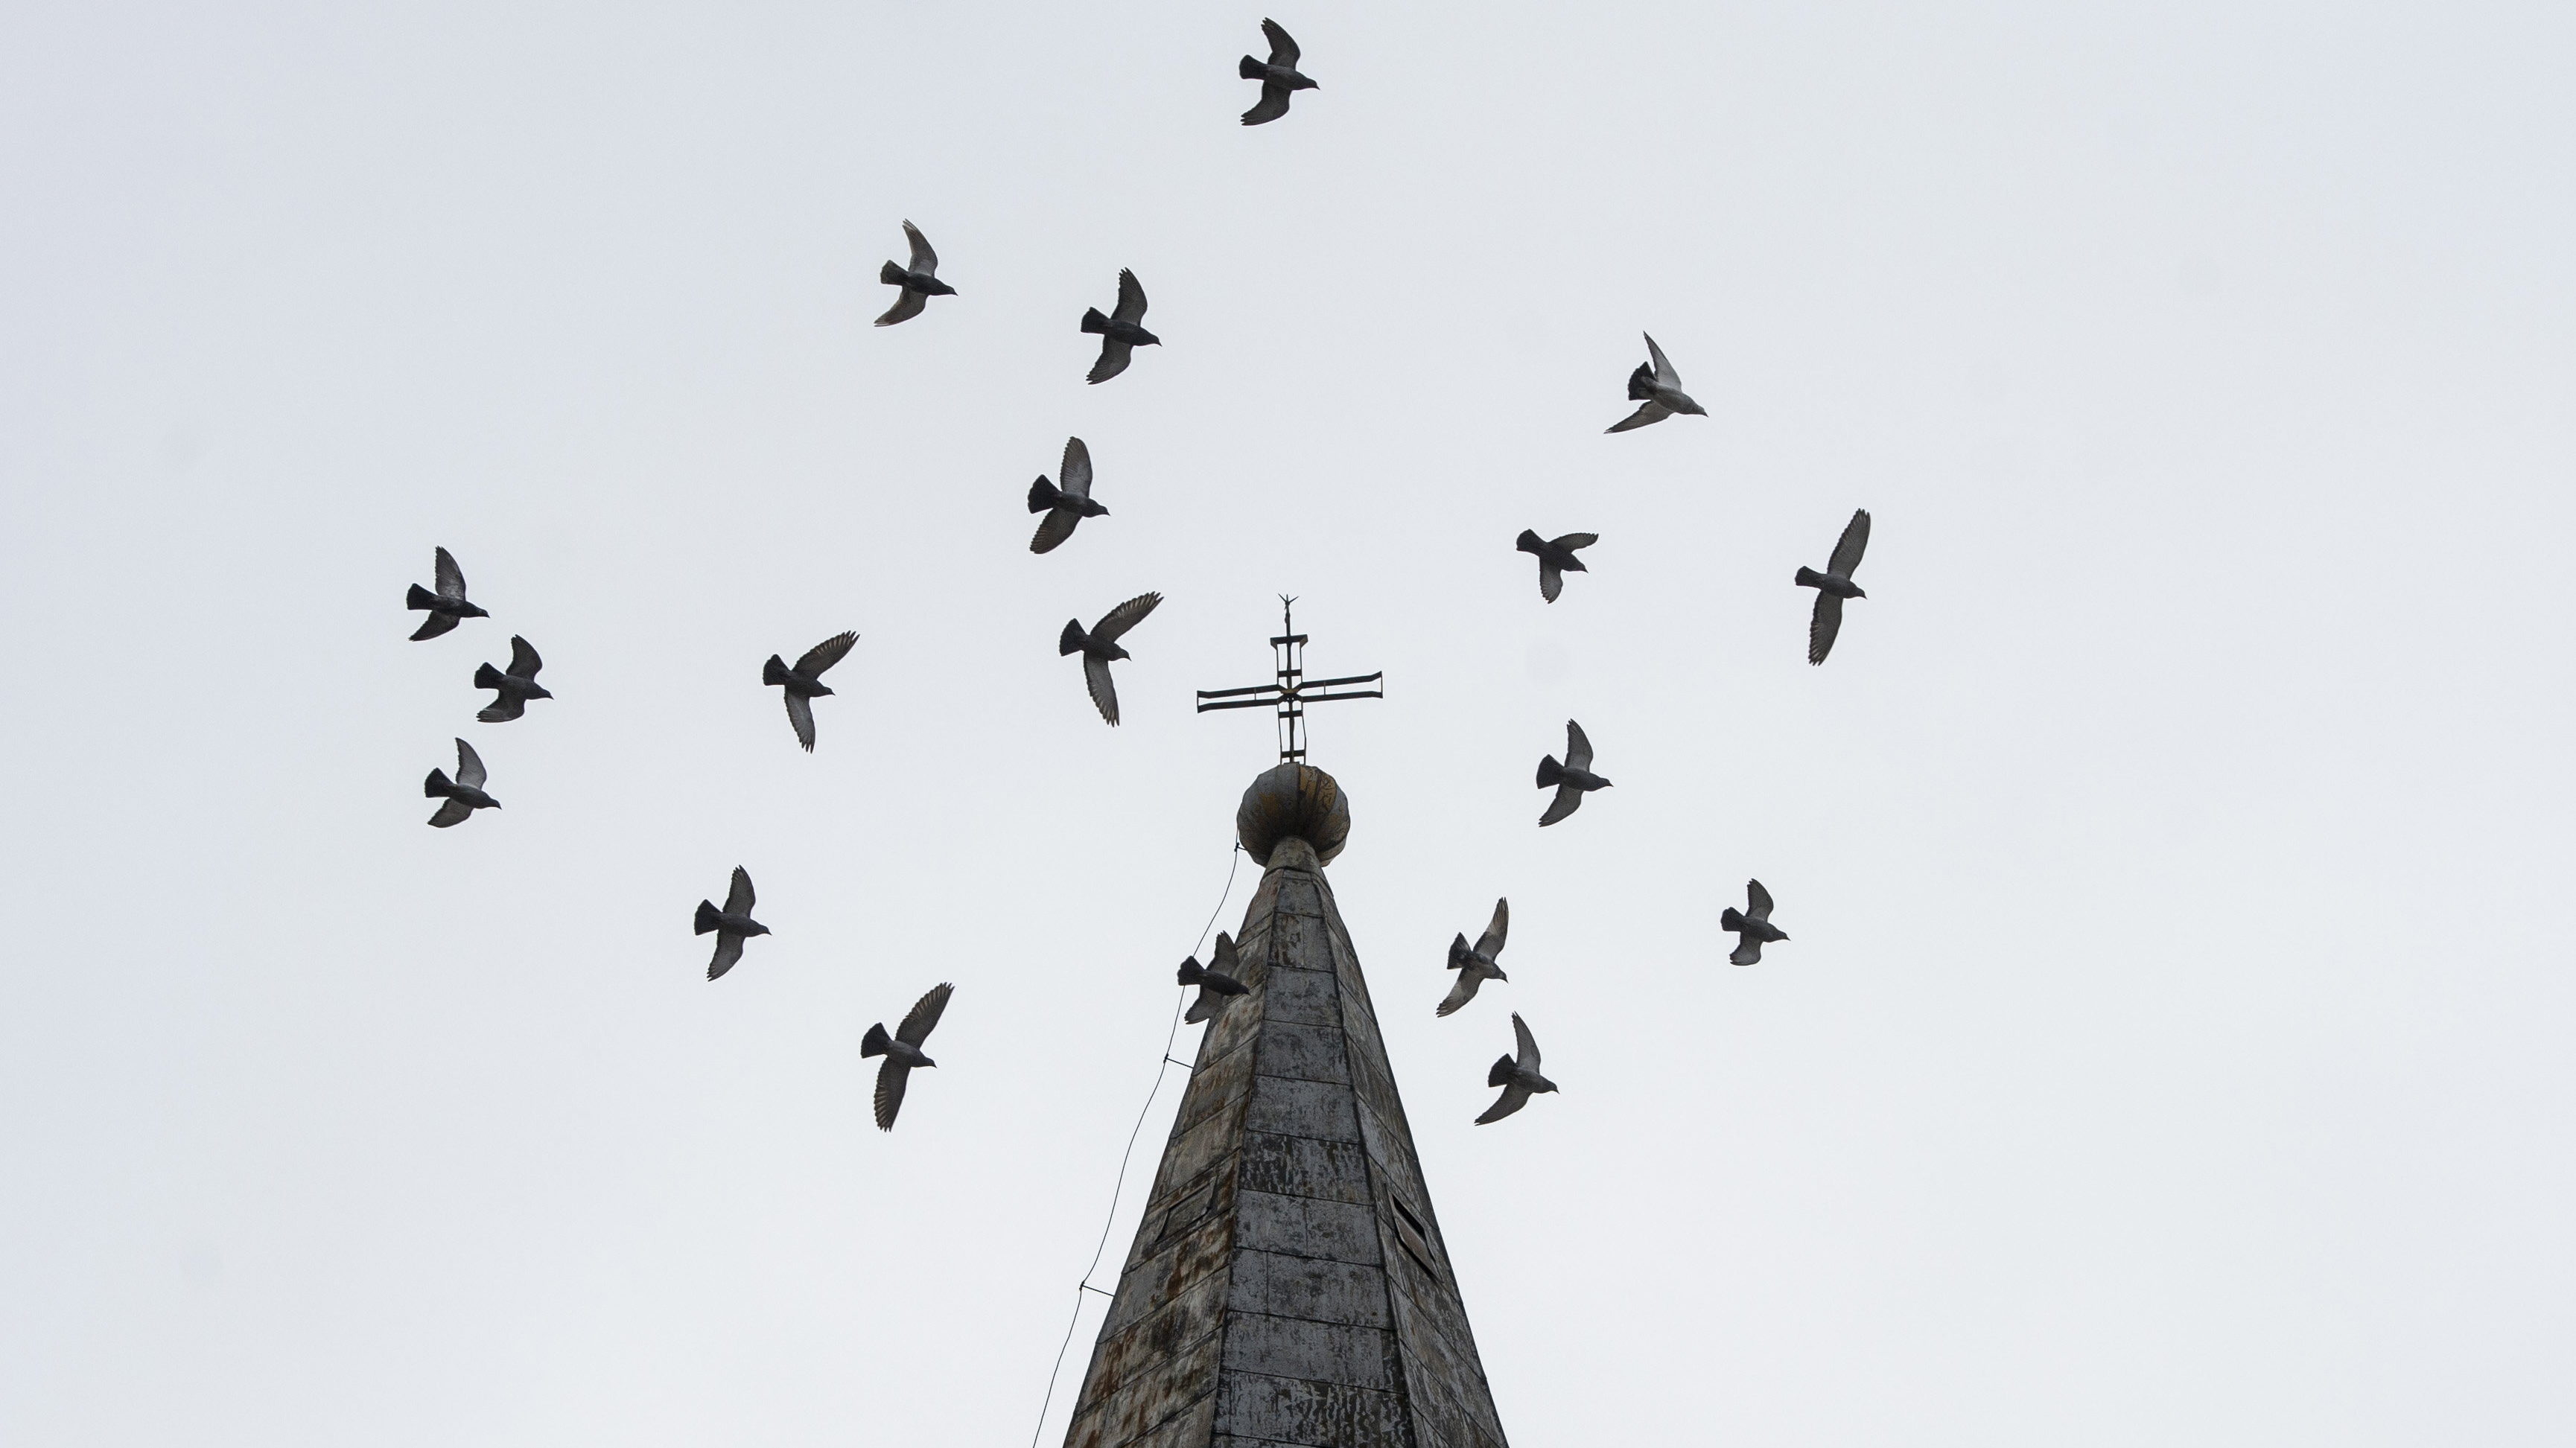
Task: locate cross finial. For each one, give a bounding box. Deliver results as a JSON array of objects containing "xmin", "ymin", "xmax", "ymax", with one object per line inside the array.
[{"xmin": 1196, "ymin": 598, "xmax": 1383, "ymax": 763}]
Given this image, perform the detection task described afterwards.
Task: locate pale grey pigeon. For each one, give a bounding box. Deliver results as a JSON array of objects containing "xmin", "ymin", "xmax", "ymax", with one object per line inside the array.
[
  {"xmin": 695, "ymin": 866, "xmax": 770, "ymax": 980},
  {"xmin": 1081, "ymin": 269, "xmax": 1160, "ymax": 384},
  {"xmin": 1059, "ymin": 591, "xmax": 1163, "ymax": 725},
  {"xmin": 1536, "ymin": 720, "xmax": 1611, "ymax": 826},
  {"xmin": 1178, "ymin": 931, "xmax": 1250, "ymax": 1024},
  {"xmin": 1475, "ymin": 1012, "xmax": 1559, "ymax": 1124},
  {"xmin": 1605, "ymin": 333, "xmax": 1707, "ymax": 433},
  {"xmin": 473, "ymin": 636, "xmax": 551, "ymax": 722},
  {"xmin": 1722, "ymin": 878, "xmax": 1788, "ymax": 966},
  {"xmin": 407, "ymin": 546, "xmax": 487, "ymax": 640},
  {"xmin": 1238, "ymin": 19, "xmax": 1318, "ymax": 125},
  {"xmin": 1027, "ymin": 436, "xmax": 1110, "ymax": 554},
  {"xmin": 424, "ymin": 737, "xmax": 498, "ymax": 826},
  {"xmin": 1437, "ymin": 898, "xmax": 1509, "ymax": 1018},
  {"xmin": 1796, "ymin": 508, "xmax": 1871, "ymax": 665},
  {"xmin": 1515, "ymin": 529, "xmax": 1597, "ymax": 604},
  {"xmin": 862, "ymin": 982, "xmax": 954, "ymax": 1131},
  {"xmin": 763, "ymin": 631, "xmax": 858, "ymax": 752},
  {"xmin": 874, "ymin": 220, "xmax": 955, "ymax": 326}
]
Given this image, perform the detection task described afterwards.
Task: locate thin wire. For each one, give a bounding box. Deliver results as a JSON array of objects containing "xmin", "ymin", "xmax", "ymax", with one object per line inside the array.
[{"xmin": 1027, "ymin": 839, "xmax": 1244, "ymax": 1448}]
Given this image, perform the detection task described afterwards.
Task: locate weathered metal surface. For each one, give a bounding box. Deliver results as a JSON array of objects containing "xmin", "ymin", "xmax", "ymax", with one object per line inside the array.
[
  {"xmin": 1235, "ymin": 765, "xmax": 1352, "ymax": 867},
  {"xmin": 1062, "ymin": 768, "xmax": 1509, "ymax": 1448}
]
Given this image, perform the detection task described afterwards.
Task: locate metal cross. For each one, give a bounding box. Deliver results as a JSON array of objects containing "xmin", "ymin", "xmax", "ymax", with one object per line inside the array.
[{"xmin": 1195, "ymin": 596, "xmax": 1384, "ymax": 763}]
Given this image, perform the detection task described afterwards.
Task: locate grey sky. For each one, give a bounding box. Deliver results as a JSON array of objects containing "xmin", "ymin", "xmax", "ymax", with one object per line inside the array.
[{"xmin": 2, "ymin": 1, "xmax": 2571, "ymax": 1443}]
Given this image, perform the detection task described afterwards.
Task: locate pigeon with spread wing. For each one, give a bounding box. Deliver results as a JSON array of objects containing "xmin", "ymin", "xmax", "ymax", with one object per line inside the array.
[
  {"xmin": 1475, "ymin": 1013, "xmax": 1559, "ymax": 1124},
  {"xmin": 1536, "ymin": 720, "xmax": 1612, "ymax": 826},
  {"xmin": 1795, "ymin": 508, "xmax": 1871, "ymax": 665},
  {"xmin": 1028, "ymin": 436, "xmax": 1110, "ymax": 555},
  {"xmin": 874, "ymin": 220, "xmax": 955, "ymax": 327},
  {"xmin": 694, "ymin": 867, "xmax": 771, "ymax": 980},
  {"xmin": 424, "ymin": 738, "xmax": 500, "ymax": 826},
  {"xmin": 1605, "ymin": 334, "xmax": 1708, "ymax": 433},
  {"xmin": 1238, "ymin": 19, "xmax": 1319, "ymax": 125},
  {"xmin": 406, "ymin": 546, "xmax": 488, "ymax": 640},
  {"xmin": 1437, "ymin": 898, "xmax": 1510, "ymax": 1018},
  {"xmin": 862, "ymin": 983, "xmax": 955, "ymax": 1131},
  {"xmin": 763, "ymin": 631, "xmax": 858, "ymax": 752},
  {"xmin": 1059, "ymin": 592, "xmax": 1163, "ymax": 726},
  {"xmin": 1081, "ymin": 269, "xmax": 1160, "ymax": 384}
]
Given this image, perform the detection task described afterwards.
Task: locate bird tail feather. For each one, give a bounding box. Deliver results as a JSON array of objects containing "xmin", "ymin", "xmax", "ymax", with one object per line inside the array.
[
  {"xmin": 1079, "ymin": 307, "xmax": 1110, "ymax": 335},
  {"xmin": 861, "ymin": 1022, "xmax": 892, "ymax": 1058},
  {"xmin": 1794, "ymin": 565, "xmax": 1825, "ymax": 588},
  {"xmin": 693, "ymin": 899, "xmax": 720, "ymax": 935},
  {"xmin": 423, "ymin": 768, "xmax": 451, "ymax": 797},
  {"xmin": 761, "ymin": 654, "xmax": 790, "ymax": 686},
  {"xmin": 1238, "ymin": 54, "xmax": 1266, "ymax": 79},
  {"xmin": 1486, "ymin": 1053, "xmax": 1516, "ymax": 1088},
  {"xmin": 878, "ymin": 260, "xmax": 906, "ymax": 286},
  {"xmin": 1626, "ymin": 363, "xmax": 1658, "ymax": 401},
  {"xmin": 472, "ymin": 663, "xmax": 503, "ymax": 689},
  {"xmin": 1447, "ymin": 932, "xmax": 1474, "ymax": 969},
  {"xmin": 1177, "ymin": 957, "xmax": 1206, "ymax": 986},
  {"xmin": 1028, "ymin": 476, "xmax": 1063, "ymax": 513},
  {"xmin": 406, "ymin": 583, "xmax": 439, "ymax": 610},
  {"xmin": 1058, "ymin": 619, "xmax": 1087, "ymax": 655},
  {"xmin": 1720, "ymin": 907, "xmax": 1746, "ymax": 932},
  {"xmin": 1536, "ymin": 755, "xmax": 1564, "ymax": 788},
  {"xmin": 1515, "ymin": 529, "xmax": 1544, "ymax": 555}
]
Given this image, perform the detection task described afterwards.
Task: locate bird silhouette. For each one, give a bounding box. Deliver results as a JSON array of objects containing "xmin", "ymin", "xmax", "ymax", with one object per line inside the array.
[
  {"xmin": 1476, "ymin": 1013, "xmax": 1559, "ymax": 1124},
  {"xmin": 406, "ymin": 546, "xmax": 487, "ymax": 640},
  {"xmin": 1605, "ymin": 333, "xmax": 1708, "ymax": 433},
  {"xmin": 1027, "ymin": 436, "xmax": 1110, "ymax": 555},
  {"xmin": 1059, "ymin": 592, "xmax": 1163, "ymax": 726},
  {"xmin": 1722, "ymin": 878, "xmax": 1789, "ymax": 966},
  {"xmin": 473, "ymin": 636, "xmax": 551, "ymax": 722},
  {"xmin": 1081, "ymin": 269, "xmax": 1160, "ymax": 384},
  {"xmin": 862, "ymin": 982, "xmax": 955, "ymax": 1131},
  {"xmin": 1796, "ymin": 508, "xmax": 1871, "ymax": 665},
  {"xmin": 694, "ymin": 867, "xmax": 770, "ymax": 980},
  {"xmin": 1238, "ymin": 19, "xmax": 1318, "ymax": 125},
  {"xmin": 763, "ymin": 631, "xmax": 858, "ymax": 752},
  {"xmin": 423, "ymin": 737, "xmax": 499, "ymax": 826},
  {"xmin": 874, "ymin": 220, "xmax": 955, "ymax": 326},
  {"xmin": 1437, "ymin": 898, "xmax": 1510, "ymax": 1017},
  {"xmin": 1516, "ymin": 529, "xmax": 1597, "ymax": 603},
  {"xmin": 1179, "ymin": 931, "xmax": 1251, "ymax": 1024},
  {"xmin": 1536, "ymin": 720, "xmax": 1612, "ymax": 826}
]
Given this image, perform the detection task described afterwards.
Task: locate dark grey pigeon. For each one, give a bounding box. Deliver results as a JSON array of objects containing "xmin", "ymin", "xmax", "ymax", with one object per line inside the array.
[
  {"xmin": 473, "ymin": 636, "xmax": 551, "ymax": 722},
  {"xmin": 763, "ymin": 631, "xmax": 858, "ymax": 752},
  {"xmin": 862, "ymin": 981, "xmax": 954, "ymax": 1131},
  {"xmin": 1178, "ymin": 931, "xmax": 1251, "ymax": 1024},
  {"xmin": 1605, "ymin": 333, "xmax": 1708, "ymax": 433},
  {"xmin": 694, "ymin": 866, "xmax": 770, "ymax": 981},
  {"xmin": 874, "ymin": 220, "xmax": 955, "ymax": 327},
  {"xmin": 1515, "ymin": 529, "xmax": 1597, "ymax": 604},
  {"xmin": 1437, "ymin": 898, "xmax": 1509, "ymax": 1018},
  {"xmin": 1722, "ymin": 878, "xmax": 1788, "ymax": 966},
  {"xmin": 406, "ymin": 546, "xmax": 488, "ymax": 640},
  {"xmin": 1059, "ymin": 591, "xmax": 1163, "ymax": 726},
  {"xmin": 1536, "ymin": 719, "xmax": 1611, "ymax": 826},
  {"xmin": 1027, "ymin": 436, "xmax": 1110, "ymax": 555},
  {"xmin": 424, "ymin": 737, "xmax": 499, "ymax": 827},
  {"xmin": 1081, "ymin": 269, "xmax": 1160, "ymax": 384},
  {"xmin": 1475, "ymin": 1012, "xmax": 1559, "ymax": 1124},
  {"xmin": 1795, "ymin": 508, "xmax": 1871, "ymax": 665},
  {"xmin": 1238, "ymin": 18, "xmax": 1318, "ymax": 125}
]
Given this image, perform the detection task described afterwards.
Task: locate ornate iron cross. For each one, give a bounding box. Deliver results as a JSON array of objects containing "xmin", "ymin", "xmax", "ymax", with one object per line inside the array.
[{"xmin": 1196, "ymin": 596, "xmax": 1383, "ymax": 763}]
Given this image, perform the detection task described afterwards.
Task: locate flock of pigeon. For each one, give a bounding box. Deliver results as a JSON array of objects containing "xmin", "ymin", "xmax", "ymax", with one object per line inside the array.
[{"xmin": 401, "ymin": 19, "xmax": 1879, "ymax": 1134}]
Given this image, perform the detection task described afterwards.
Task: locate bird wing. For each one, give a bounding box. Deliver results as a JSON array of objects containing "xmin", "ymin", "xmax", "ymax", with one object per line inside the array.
[
  {"xmin": 1746, "ymin": 878, "xmax": 1774, "ymax": 923},
  {"xmin": 1059, "ymin": 436, "xmax": 1093, "ymax": 500},
  {"xmin": 1435, "ymin": 972, "xmax": 1483, "ymax": 1018},
  {"xmin": 1537, "ymin": 783, "xmax": 1584, "ymax": 827},
  {"xmin": 433, "ymin": 546, "xmax": 467, "ymax": 600},
  {"xmin": 1729, "ymin": 936, "xmax": 1764, "ymax": 967},
  {"xmin": 896, "ymin": 981, "xmax": 954, "ymax": 1046},
  {"xmin": 477, "ymin": 695, "xmax": 527, "ymax": 724},
  {"xmin": 454, "ymin": 738, "xmax": 487, "ymax": 789},
  {"xmin": 507, "ymin": 634, "xmax": 541, "ymax": 680},
  {"xmin": 409, "ymin": 613, "xmax": 458, "ymax": 641},
  {"xmin": 1475, "ymin": 1083, "xmax": 1532, "ymax": 1124},
  {"xmin": 725, "ymin": 866, "xmax": 755, "ymax": 916},
  {"xmin": 874, "ymin": 288, "xmax": 926, "ymax": 327},
  {"xmin": 1512, "ymin": 1012, "xmax": 1542, "ymax": 1072},
  {"xmin": 1644, "ymin": 332, "xmax": 1680, "ymax": 389},
  {"xmin": 707, "ymin": 932, "xmax": 744, "ymax": 980},
  {"xmin": 872, "ymin": 1056, "xmax": 911, "ymax": 1131},
  {"xmin": 796, "ymin": 630, "xmax": 859, "ymax": 677},
  {"xmin": 901, "ymin": 219, "xmax": 938, "ymax": 275},
  {"xmin": 1111, "ymin": 268, "xmax": 1148, "ymax": 325},
  {"xmin": 1241, "ymin": 83, "xmax": 1292, "ymax": 126},
  {"xmin": 1029, "ymin": 507, "xmax": 1081, "ymax": 555},
  {"xmin": 1538, "ymin": 562, "xmax": 1562, "ymax": 603},
  {"xmin": 784, "ymin": 690, "xmax": 817, "ymax": 751},
  {"xmin": 1606, "ymin": 400, "xmax": 1670, "ymax": 433},
  {"xmin": 1185, "ymin": 987, "xmax": 1219, "ymax": 1025},
  {"xmin": 1083, "ymin": 654, "xmax": 1122, "ymax": 725},
  {"xmin": 1553, "ymin": 533, "xmax": 1599, "ymax": 552},
  {"xmin": 1828, "ymin": 508, "xmax": 1871, "ymax": 578},
  {"xmin": 1087, "ymin": 339, "xmax": 1133, "ymax": 384},
  {"xmin": 1262, "ymin": 17, "xmax": 1300, "ymax": 66},
  {"xmin": 1563, "ymin": 720, "xmax": 1593, "ymax": 773},
  {"xmin": 1090, "ymin": 590, "xmax": 1163, "ymax": 645},
  {"xmin": 1476, "ymin": 898, "xmax": 1509, "ymax": 959},
  {"xmin": 1808, "ymin": 590, "xmax": 1844, "ymax": 666},
  {"xmin": 1211, "ymin": 931, "xmax": 1239, "ymax": 973},
  {"xmin": 427, "ymin": 797, "xmax": 474, "ymax": 828}
]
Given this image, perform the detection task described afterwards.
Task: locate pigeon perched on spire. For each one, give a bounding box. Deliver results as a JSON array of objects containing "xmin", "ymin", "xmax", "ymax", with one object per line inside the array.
[
  {"xmin": 1536, "ymin": 720, "xmax": 1611, "ymax": 826},
  {"xmin": 1027, "ymin": 436, "xmax": 1110, "ymax": 554},
  {"xmin": 473, "ymin": 636, "xmax": 551, "ymax": 722},
  {"xmin": 1605, "ymin": 333, "xmax": 1708, "ymax": 433},
  {"xmin": 406, "ymin": 546, "xmax": 487, "ymax": 640},
  {"xmin": 1437, "ymin": 898, "xmax": 1510, "ymax": 1018},
  {"xmin": 1515, "ymin": 529, "xmax": 1597, "ymax": 604},
  {"xmin": 874, "ymin": 220, "xmax": 955, "ymax": 326},
  {"xmin": 1178, "ymin": 931, "xmax": 1251, "ymax": 1024},
  {"xmin": 1722, "ymin": 878, "xmax": 1789, "ymax": 966},
  {"xmin": 1059, "ymin": 591, "xmax": 1163, "ymax": 726},
  {"xmin": 1081, "ymin": 269, "xmax": 1160, "ymax": 384},
  {"xmin": 763, "ymin": 631, "xmax": 858, "ymax": 752},
  {"xmin": 694, "ymin": 867, "xmax": 770, "ymax": 980},
  {"xmin": 1238, "ymin": 19, "xmax": 1318, "ymax": 126},
  {"xmin": 1475, "ymin": 1013, "xmax": 1559, "ymax": 1124},
  {"xmin": 1796, "ymin": 508, "xmax": 1871, "ymax": 665},
  {"xmin": 862, "ymin": 982, "xmax": 954, "ymax": 1131},
  {"xmin": 423, "ymin": 737, "xmax": 499, "ymax": 826}
]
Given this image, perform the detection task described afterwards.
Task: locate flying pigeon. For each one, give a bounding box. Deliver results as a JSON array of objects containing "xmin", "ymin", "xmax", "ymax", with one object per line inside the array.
[
  {"xmin": 862, "ymin": 982, "xmax": 955, "ymax": 1131},
  {"xmin": 1722, "ymin": 878, "xmax": 1789, "ymax": 966},
  {"xmin": 763, "ymin": 631, "xmax": 858, "ymax": 752},
  {"xmin": 1080, "ymin": 269, "xmax": 1160, "ymax": 384},
  {"xmin": 1795, "ymin": 508, "xmax": 1871, "ymax": 665},
  {"xmin": 1437, "ymin": 898, "xmax": 1510, "ymax": 1018},
  {"xmin": 473, "ymin": 636, "xmax": 552, "ymax": 722},
  {"xmin": 1059, "ymin": 591, "xmax": 1163, "ymax": 726},
  {"xmin": 1178, "ymin": 931, "xmax": 1251, "ymax": 1024},
  {"xmin": 874, "ymin": 220, "xmax": 955, "ymax": 327},
  {"xmin": 1605, "ymin": 333, "xmax": 1708, "ymax": 433},
  {"xmin": 406, "ymin": 546, "xmax": 488, "ymax": 640},
  {"xmin": 1515, "ymin": 529, "xmax": 1597, "ymax": 604},
  {"xmin": 1238, "ymin": 19, "xmax": 1319, "ymax": 125},
  {"xmin": 1475, "ymin": 1012, "xmax": 1559, "ymax": 1124},
  {"xmin": 424, "ymin": 737, "xmax": 500, "ymax": 826},
  {"xmin": 1027, "ymin": 436, "xmax": 1110, "ymax": 555},
  {"xmin": 694, "ymin": 866, "xmax": 770, "ymax": 981},
  {"xmin": 1536, "ymin": 720, "xmax": 1612, "ymax": 826}
]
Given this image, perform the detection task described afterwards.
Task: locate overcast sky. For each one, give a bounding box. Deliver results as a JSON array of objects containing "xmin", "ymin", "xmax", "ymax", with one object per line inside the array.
[{"xmin": 3, "ymin": 1, "xmax": 2572, "ymax": 1444}]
